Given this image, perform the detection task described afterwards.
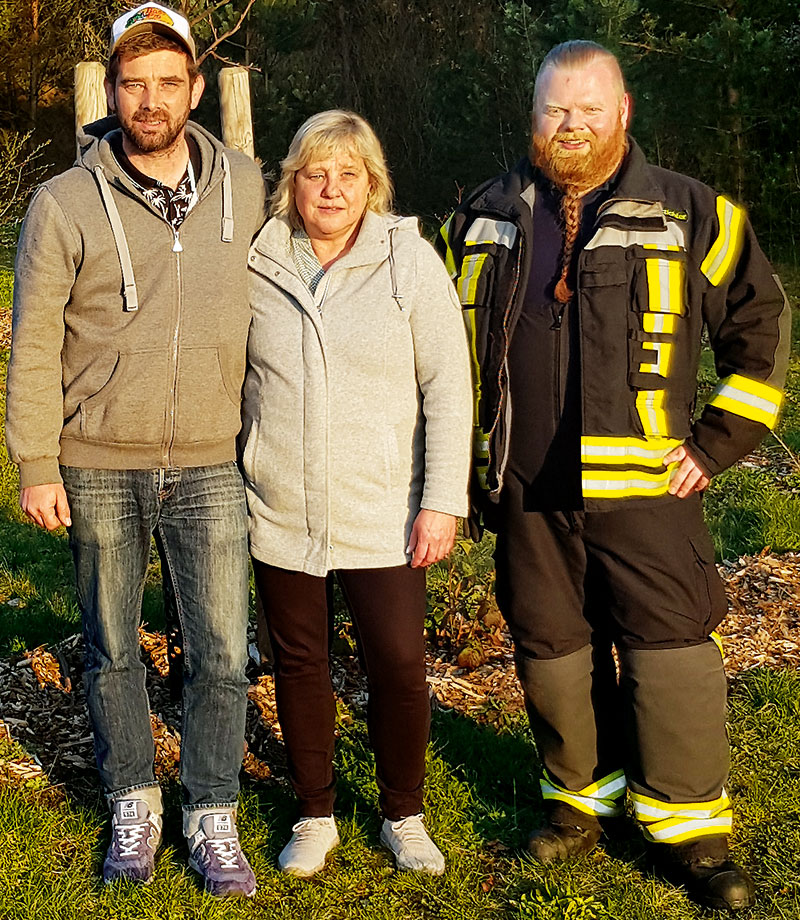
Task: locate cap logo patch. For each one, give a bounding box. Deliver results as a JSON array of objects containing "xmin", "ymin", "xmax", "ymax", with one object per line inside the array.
[{"xmin": 126, "ymin": 7, "xmax": 174, "ymax": 29}]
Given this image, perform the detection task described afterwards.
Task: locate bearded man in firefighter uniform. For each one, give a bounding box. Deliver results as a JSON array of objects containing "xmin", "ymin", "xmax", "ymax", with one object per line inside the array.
[{"xmin": 439, "ymin": 40, "xmax": 789, "ymax": 912}]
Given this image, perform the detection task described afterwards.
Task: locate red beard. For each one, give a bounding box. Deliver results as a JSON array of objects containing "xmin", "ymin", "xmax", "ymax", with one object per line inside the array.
[{"xmin": 531, "ymin": 125, "xmax": 627, "ymax": 195}]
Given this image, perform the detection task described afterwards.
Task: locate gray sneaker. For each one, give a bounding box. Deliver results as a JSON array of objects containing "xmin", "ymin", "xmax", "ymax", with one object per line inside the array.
[
  {"xmin": 103, "ymin": 799, "xmax": 162, "ymax": 885},
  {"xmin": 187, "ymin": 812, "xmax": 256, "ymax": 898}
]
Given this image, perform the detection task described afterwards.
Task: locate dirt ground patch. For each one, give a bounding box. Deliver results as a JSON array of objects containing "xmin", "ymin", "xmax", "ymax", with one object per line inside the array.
[{"xmin": 1, "ymin": 551, "xmax": 798, "ymax": 798}]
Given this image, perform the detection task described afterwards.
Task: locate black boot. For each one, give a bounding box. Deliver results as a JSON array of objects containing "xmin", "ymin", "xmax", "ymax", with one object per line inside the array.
[
  {"xmin": 527, "ymin": 802, "xmax": 602, "ymax": 864},
  {"xmin": 658, "ymin": 836, "xmax": 755, "ymax": 911}
]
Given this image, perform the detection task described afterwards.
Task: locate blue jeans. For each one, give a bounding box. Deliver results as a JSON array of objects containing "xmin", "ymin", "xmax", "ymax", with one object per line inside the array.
[{"xmin": 61, "ymin": 463, "xmax": 250, "ymax": 810}]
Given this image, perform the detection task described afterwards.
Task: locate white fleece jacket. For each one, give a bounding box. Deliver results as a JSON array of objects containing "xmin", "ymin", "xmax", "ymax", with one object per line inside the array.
[{"xmin": 242, "ymin": 210, "xmax": 472, "ymax": 575}]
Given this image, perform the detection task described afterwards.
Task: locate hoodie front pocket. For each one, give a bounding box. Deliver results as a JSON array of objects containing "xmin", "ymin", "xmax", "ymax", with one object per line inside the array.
[
  {"xmin": 79, "ymin": 350, "xmax": 171, "ymax": 444},
  {"xmin": 174, "ymin": 345, "xmax": 244, "ymax": 445}
]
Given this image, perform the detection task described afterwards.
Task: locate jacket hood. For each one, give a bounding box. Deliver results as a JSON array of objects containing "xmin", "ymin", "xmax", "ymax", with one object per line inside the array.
[
  {"xmin": 253, "ymin": 210, "xmax": 420, "ymax": 274},
  {"xmin": 75, "ymin": 117, "xmax": 229, "ymax": 196}
]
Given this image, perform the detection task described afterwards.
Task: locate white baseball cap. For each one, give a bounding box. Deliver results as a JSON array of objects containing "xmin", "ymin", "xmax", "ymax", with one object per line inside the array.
[{"xmin": 109, "ymin": 3, "xmax": 197, "ymax": 62}]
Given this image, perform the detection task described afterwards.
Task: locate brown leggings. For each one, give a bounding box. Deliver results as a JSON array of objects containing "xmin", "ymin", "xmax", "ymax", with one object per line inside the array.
[{"xmin": 252, "ymin": 561, "xmax": 430, "ymax": 820}]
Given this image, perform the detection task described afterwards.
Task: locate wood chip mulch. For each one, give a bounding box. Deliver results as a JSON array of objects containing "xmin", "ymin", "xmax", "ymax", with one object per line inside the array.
[
  {"xmin": 0, "ymin": 308, "xmax": 10, "ymax": 351},
  {"xmin": 1, "ymin": 552, "xmax": 798, "ymax": 798}
]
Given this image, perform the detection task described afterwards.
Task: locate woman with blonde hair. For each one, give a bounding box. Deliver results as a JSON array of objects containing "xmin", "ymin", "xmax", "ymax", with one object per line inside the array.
[{"xmin": 242, "ymin": 110, "xmax": 472, "ymax": 877}]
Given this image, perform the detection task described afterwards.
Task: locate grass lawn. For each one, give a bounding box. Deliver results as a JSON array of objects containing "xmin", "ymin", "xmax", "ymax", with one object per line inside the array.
[{"xmin": 1, "ymin": 257, "xmax": 799, "ymax": 918}]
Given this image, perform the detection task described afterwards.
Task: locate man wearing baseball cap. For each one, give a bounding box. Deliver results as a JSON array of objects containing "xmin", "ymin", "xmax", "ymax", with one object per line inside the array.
[{"xmin": 6, "ymin": 3, "xmax": 267, "ymax": 898}]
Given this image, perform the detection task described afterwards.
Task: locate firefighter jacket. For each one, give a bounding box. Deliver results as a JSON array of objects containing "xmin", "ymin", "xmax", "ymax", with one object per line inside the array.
[{"xmin": 438, "ymin": 139, "xmax": 791, "ymax": 517}]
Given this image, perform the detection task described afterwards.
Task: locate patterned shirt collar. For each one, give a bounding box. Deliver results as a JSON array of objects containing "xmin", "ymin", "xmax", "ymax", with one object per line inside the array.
[
  {"xmin": 110, "ymin": 134, "xmax": 200, "ymax": 233},
  {"xmin": 290, "ymin": 228, "xmax": 326, "ymax": 294}
]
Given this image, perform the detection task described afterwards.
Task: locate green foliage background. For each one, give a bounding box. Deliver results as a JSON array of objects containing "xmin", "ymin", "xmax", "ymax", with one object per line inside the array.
[{"xmin": 1, "ymin": 1, "xmax": 798, "ymax": 259}]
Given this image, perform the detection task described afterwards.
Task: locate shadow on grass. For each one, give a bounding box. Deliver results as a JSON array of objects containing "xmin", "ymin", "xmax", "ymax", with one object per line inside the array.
[{"xmin": 0, "ymin": 506, "xmax": 166, "ymax": 655}]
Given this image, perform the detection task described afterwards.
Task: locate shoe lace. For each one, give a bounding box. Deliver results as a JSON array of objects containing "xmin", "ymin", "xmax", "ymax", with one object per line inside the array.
[
  {"xmin": 115, "ymin": 822, "xmax": 146, "ymax": 857},
  {"xmin": 207, "ymin": 836, "xmax": 241, "ymax": 870},
  {"xmin": 291, "ymin": 817, "xmax": 333, "ymax": 840},
  {"xmin": 389, "ymin": 814, "xmax": 430, "ymax": 846}
]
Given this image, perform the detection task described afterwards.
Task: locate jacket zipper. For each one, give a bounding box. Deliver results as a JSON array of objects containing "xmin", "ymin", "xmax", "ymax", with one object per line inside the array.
[
  {"xmin": 165, "ymin": 228, "xmax": 182, "ymax": 466},
  {"xmin": 551, "ymin": 301, "xmax": 568, "ymax": 427}
]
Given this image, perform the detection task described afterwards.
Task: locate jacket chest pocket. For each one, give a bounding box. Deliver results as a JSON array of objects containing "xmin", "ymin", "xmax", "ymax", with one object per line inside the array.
[{"xmin": 627, "ymin": 246, "xmax": 689, "ymax": 437}]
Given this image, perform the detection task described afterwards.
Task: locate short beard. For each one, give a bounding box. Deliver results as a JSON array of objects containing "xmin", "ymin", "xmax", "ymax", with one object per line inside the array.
[
  {"xmin": 119, "ymin": 105, "xmax": 189, "ymax": 155},
  {"xmin": 530, "ymin": 124, "xmax": 627, "ymax": 196}
]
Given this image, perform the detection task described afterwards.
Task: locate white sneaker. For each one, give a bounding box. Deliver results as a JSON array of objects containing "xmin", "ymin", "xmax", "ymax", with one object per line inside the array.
[
  {"xmin": 278, "ymin": 816, "xmax": 339, "ymax": 877},
  {"xmin": 380, "ymin": 814, "xmax": 445, "ymax": 875}
]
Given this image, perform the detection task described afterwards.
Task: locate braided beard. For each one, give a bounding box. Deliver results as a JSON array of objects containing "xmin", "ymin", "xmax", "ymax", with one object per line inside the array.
[
  {"xmin": 531, "ymin": 124, "xmax": 627, "ymax": 302},
  {"xmin": 530, "ymin": 125, "xmax": 627, "ymax": 197}
]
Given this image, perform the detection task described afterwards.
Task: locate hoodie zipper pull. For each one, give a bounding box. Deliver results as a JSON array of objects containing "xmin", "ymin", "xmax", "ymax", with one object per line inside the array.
[{"xmin": 172, "ymin": 231, "xmax": 183, "ymax": 253}]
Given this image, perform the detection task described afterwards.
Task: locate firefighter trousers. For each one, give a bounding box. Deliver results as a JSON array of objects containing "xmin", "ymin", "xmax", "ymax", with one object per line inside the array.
[{"xmin": 494, "ymin": 474, "xmax": 733, "ymax": 843}]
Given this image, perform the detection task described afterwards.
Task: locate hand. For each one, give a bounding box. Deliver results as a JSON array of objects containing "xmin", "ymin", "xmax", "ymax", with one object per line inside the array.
[
  {"xmin": 407, "ymin": 509, "xmax": 457, "ymax": 568},
  {"xmin": 20, "ymin": 483, "xmax": 72, "ymax": 530},
  {"xmin": 665, "ymin": 445, "xmax": 710, "ymax": 498}
]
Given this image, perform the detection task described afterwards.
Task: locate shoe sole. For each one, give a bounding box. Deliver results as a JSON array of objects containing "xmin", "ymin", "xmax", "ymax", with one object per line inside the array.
[
  {"xmin": 379, "ymin": 831, "xmax": 445, "ymax": 876},
  {"xmin": 279, "ymin": 834, "xmax": 340, "ymax": 878},
  {"xmin": 187, "ymin": 856, "xmax": 256, "ymax": 898}
]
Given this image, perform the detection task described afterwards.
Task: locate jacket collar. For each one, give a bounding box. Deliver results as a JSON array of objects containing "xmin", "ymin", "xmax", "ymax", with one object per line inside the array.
[
  {"xmin": 470, "ymin": 137, "xmax": 666, "ymax": 223},
  {"xmin": 252, "ymin": 210, "xmax": 418, "ymax": 275}
]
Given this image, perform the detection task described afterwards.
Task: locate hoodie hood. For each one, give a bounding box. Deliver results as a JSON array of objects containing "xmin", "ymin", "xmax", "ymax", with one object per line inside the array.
[{"xmin": 76, "ymin": 117, "xmax": 229, "ymax": 198}]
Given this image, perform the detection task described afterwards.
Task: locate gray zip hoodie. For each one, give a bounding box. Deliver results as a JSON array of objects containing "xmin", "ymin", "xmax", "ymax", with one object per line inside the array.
[{"xmin": 6, "ymin": 117, "xmax": 267, "ymax": 488}]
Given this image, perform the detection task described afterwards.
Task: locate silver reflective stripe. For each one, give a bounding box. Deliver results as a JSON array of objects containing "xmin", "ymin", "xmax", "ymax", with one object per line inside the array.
[
  {"xmin": 644, "ymin": 816, "xmax": 733, "ymax": 843},
  {"xmin": 457, "ymin": 252, "xmax": 487, "ymax": 304},
  {"xmin": 221, "ymin": 152, "xmax": 234, "ymax": 242},
  {"xmin": 465, "ymin": 217, "xmax": 517, "ymax": 249},
  {"xmin": 93, "ymin": 166, "xmax": 139, "ymax": 312},
  {"xmin": 710, "ymin": 380, "xmax": 780, "ymax": 419},
  {"xmin": 585, "ymin": 224, "xmax": 686, "ymax": 251}
]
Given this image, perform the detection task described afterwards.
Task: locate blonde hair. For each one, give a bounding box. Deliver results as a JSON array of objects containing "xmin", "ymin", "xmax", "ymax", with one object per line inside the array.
[
  {"xmin": 533, "ymin": 40, "xmax": 626, "ymax": 106},
  {"xmin": 271, "ymin": 110, "xmax": 394, "ymax": 228}
]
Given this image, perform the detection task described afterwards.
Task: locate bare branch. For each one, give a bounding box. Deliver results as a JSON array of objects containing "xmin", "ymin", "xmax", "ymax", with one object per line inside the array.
[
  {"xmin": 207, "ymin": 48, "xmax": 261, "ymax": 72},
  {"xmin": 188, "ymin": 0, "xmax": 231, "ymax": 27},
  {"xmin": 618, "ymin": 40, "xmax": 712, "ymax": 64},
  {"xmin": 197, "ymin": 0, "xmax": 257, "ymax": 67}
]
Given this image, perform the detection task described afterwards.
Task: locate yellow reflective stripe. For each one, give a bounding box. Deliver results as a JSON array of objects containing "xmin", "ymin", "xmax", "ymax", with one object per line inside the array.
[
  {"xmin": 707, "ymin": 373, "xmax": 783, "ymax": 429},
  {"xmin": 643, "ymin": 244, "xmax": 681, "ymax": 251},
  {"xmin": 581, "ymin": 436, "xmax": 682, "ymax": 468},
  {"xmin": 633, "ymin": 788, "xmax": 733, "ymax": 844},
  {"xmin": 643, "ymin": 313, "xmax": 677, "ymax": 334},
  {"xmin": 710, "ymin": 631, "xmax": 724, "ymax": 658},
  {"xmin": 632, "ymin": 789, "xmax": 731, "ymax": 820},
  {"xmin": 463, "ymin": 310, "xmax": 482, "ymax": 428},
  {"xmin": 701, "ymin": 196, "xmax": 745, "ymax": 287},
  {"xmin": 540, "ymin": 769, "xmax": 627, "ymax": 818},
  {"xmin": 639, "ymin": 341, "xmax": 673, "ymax": 377},
  {"xmin": 641, "ymin": 814, "xmax": 733, "ymax": 844},
  {"xmin": 582, "ymin": 465, "xmax": 678, "ymax": 499},
  {"xmin": 439, "ymin": 215, "xmax": 457, "ymax": 279},
  {"xmin": 636, "ymin": 389, "xmax": 669, "ymax": 437},
  {"xmin": 473, "ymin": 426, "xmax": 489, "ymax": 458},
  {"xmin": 645, "ymin": 257, "xmax": 684, "ymax": 315},
  {"xmin": 457, "ymin": 252, "xmax": 488, "ymax": 305}
]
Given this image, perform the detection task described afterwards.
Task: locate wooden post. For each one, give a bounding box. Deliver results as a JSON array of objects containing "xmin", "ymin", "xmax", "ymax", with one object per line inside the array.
[
  {"xmin": 218, "ymin": 66, "xmax": 255, "ymax": 159},
  {"xmin": 74, "ymin": 62, "xmax": 107, "ymax": 133}
]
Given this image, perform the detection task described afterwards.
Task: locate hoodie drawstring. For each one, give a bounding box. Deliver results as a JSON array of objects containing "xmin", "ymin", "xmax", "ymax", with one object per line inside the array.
[{"xmin": 93, "ymin": 165, "xmax": 139, "ymax": 312}]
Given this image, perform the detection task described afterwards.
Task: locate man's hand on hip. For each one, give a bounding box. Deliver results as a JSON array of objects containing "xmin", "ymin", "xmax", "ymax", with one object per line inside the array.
[
  {"xmin": 21, "ymin": 484, "xmax": 72, "ymax": 530},
  {"xmin": 665, "ymin": 445, "xmax": 710, "ymax": 498}
]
